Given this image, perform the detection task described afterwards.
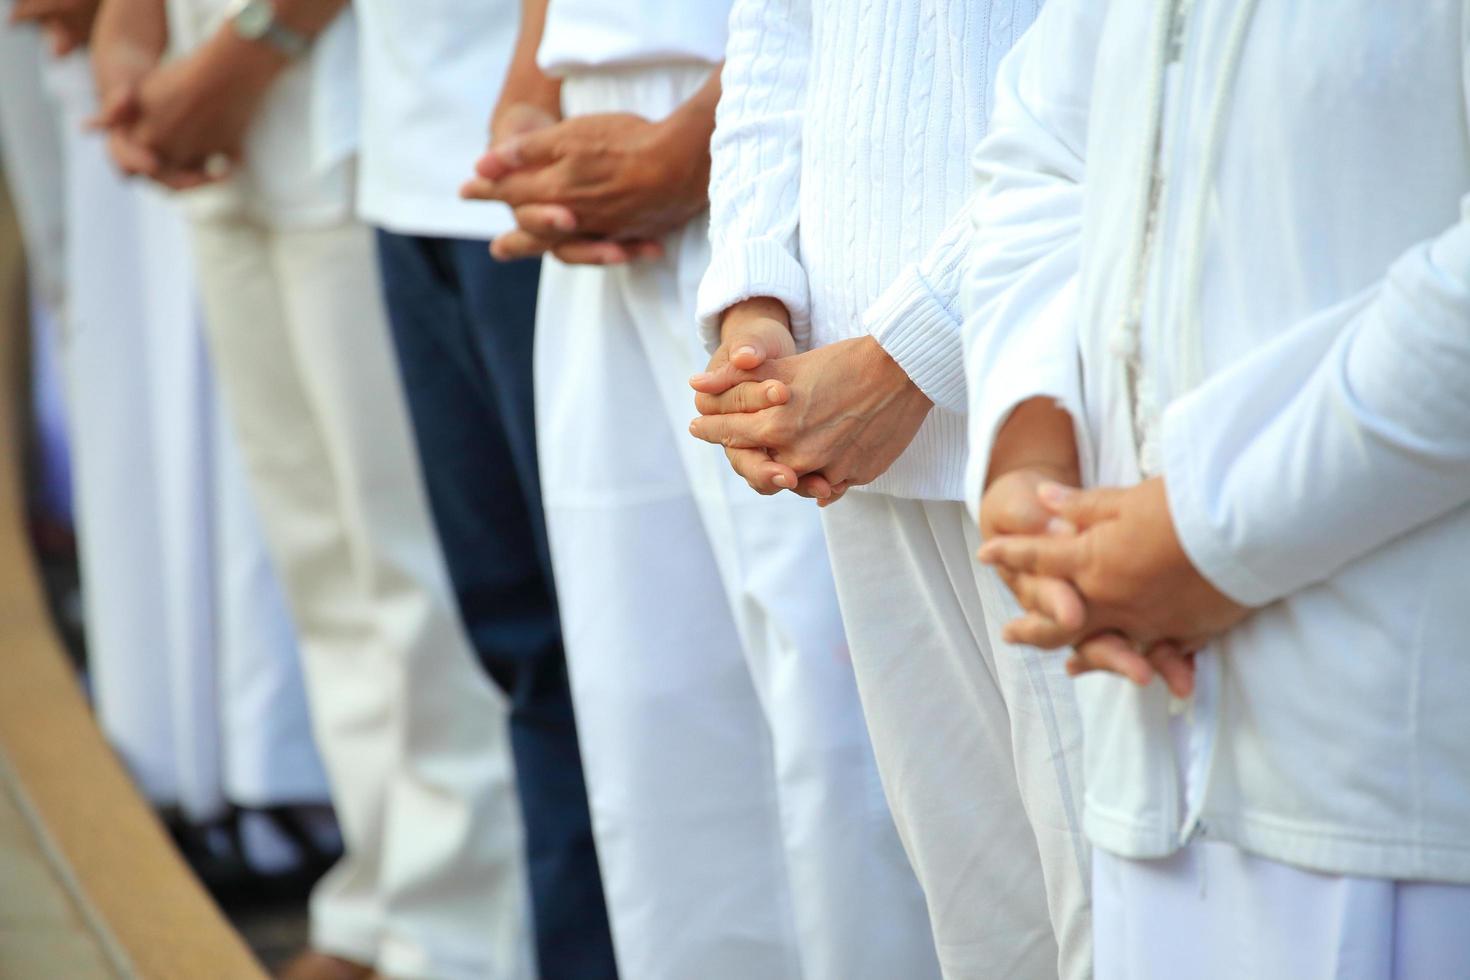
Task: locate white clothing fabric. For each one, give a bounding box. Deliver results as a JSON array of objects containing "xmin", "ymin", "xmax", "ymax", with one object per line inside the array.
[
  {"xmin": 18, "ymin": 51, "xmax": 327, "ymax": 816},
  {"xmin": 699, "ymin": 5, "xmax": 1090, "ymax": 974},
  {"xmin": 0, "ymin": 20, "xmax": 72, "ymax": 520},
  {"xmin": 163, "ymin": 0, "xmax": 358, "ymax": 228},
  {"xmin": 961, "ymin": 0, "xmax": 1470, "ymax": 881},
  {"xmin": 0, "ymin": 18, "xmax": 66, "ymax": 310},
  {"xmin": 1093, "ymin": 843, "xmax": 1470, "ymax": 980},
  {"xmin": 535, "ymin": 60, "xmax": 937, "ymax": 980},
  {"xmin": 189, "ymin": 213, "xmax": 531, "ymax": 980},
  {"xmin": 698, "ymin": 0, "xmax": 1043, "ymax": 501},
  {"xmin": 352, "ymin": 0, "xmax": 516, "ymax": 239},
  {"xmin": 537, "ymin": 0, "xmax": 727, "ymax": 75},
  {"xmin": 821, "ymin": 492, "xmax": 1089, "ymax": 980}
]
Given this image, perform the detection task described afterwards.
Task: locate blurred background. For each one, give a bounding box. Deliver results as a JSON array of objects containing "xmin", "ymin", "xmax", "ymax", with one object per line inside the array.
[{"xmin": 1, "ymin": 17, "xmax": 332, "ymax": 976}]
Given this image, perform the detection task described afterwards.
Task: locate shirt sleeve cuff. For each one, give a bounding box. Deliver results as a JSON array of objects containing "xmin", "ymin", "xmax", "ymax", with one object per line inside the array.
[
  {"xmin": 963, "ymin": 278, "xmax": 1086, "ymax": 525},
  {"xmin": 1160, "ymin": 394, "xmax": 1290, "ymax": 608},
  {"xmin": 864, "ymin": 265, "xmax": 968, "ymax": 414},
  {"xmin": 696, "ymin": 240, "xmax": 813, "ymax": 353}
]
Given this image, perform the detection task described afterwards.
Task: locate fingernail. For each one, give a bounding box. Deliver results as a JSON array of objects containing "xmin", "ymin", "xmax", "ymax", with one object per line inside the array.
[
  {"xmin": 735, "ymin": 346, "xmax": 757, "ymax": 360},
  {"xmin": 554, "ymin": 211, "xmax": 576, "ymax": 231},
  {"xmin": 690, "ymin": 372, "xmax": 710, "ymax": 385},
  {"xmin": 773, "ymin": 474, "xmax": 792, "ymax": 489},
  {"xmin": 1038, "ymin": 482, "xmax": 1076, "ymax": 506},
  {"xmin": 766, "ymin": 384, "xmax": 783, "ymax": 402},
  {"xmin": 1045, "ymin": 517, "xmax": 1076, "ymax": 536}
]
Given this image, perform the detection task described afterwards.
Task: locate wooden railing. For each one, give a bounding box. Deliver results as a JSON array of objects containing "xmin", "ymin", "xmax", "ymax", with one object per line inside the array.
[{"xmin": 0, "ymin": 180, "xmax": 266, "ymax": 979}]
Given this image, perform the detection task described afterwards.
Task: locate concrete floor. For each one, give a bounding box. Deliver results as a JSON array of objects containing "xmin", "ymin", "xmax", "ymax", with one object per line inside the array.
[{"xmin": 0, "ymin": 753, "xmax": 127, "ymax": 979}]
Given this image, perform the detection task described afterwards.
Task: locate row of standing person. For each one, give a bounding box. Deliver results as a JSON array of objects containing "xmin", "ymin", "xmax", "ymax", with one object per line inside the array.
[{"xmin": 9, "ymin": 0, "xmax": 1470, "ymax": 978}]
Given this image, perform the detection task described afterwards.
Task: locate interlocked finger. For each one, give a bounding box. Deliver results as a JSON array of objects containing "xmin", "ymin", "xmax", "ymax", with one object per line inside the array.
[
  {"xmin": 695, "ymin": 379, "xmax": 788, "ymax": 416},
  {"xmin": 726, "ymin": 447, "xmax": 797, "ymax": 494},
  {"xmin": 1065, "ymin": 632, "xmax": 1155, "ymax": 688}
]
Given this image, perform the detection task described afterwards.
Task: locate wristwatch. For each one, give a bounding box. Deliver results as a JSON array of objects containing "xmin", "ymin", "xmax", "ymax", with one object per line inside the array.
[{"xmin": 230, "ymin": 0, "xmax": 310, "ymax": 59}]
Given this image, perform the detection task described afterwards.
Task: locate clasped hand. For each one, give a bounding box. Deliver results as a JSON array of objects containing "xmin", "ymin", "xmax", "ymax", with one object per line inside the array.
[
  {"xmin": 686, "ymin": 301, "xmax": 932, "ymax": 505},
  {"xmin": 91, "ymin": 29, "xmax": 282, "ymax": 190},
  {"xmin": 978, "ymin": 473, "xmax": 1251, "ymax": 697},
  {"xmin": 460, "ymin": 104, "xmax": 708, "ymax": 266}
]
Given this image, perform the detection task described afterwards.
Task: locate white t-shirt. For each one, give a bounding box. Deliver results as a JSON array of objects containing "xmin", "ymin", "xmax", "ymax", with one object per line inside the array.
[
  {"xmin": 164, "ymin": 0, "xmax": 359, "ymax": 229},
  {"xmin": 352, "ymin": 0, "xmax": 517, "ymax": 240},
  {"xmin": 538, "ymin": 0, "xmax": 728, "ymax": 76}
]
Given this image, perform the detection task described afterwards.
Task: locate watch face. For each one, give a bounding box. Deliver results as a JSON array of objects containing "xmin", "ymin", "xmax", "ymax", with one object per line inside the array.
[{"xmin": 235, "ymin": 0, "xmax": 272, "ymax": 40}]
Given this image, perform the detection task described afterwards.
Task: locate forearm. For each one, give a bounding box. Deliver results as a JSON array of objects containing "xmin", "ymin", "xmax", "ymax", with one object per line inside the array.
[
  {"xmin": 495, "ymin": 0, "xmax": 561, "ymax": 127},
  {"xmin": 268, "ymin": 0, "xmax": 347, "ymax": 36},
  {"xmin": 986, "ymin": 397, "xmax": 1080, "ymax": 487},
  {"xmin": 206, "ymin": 0, "xmax": 347, "ymax": 78},
  {"xmin": 91, "ymin": 0, "xmax": 168, "ymax": 97},
  {"xmin": 141, "ymin": 0, "xmax": 348, "ymax": 105},
  {"xmin": 652, "ymin": 65, "xmax": 720, "ymax": 199},
  {"xmin": 719, "ymin": 296, "xmax": 790, "ymax": 343},
  {"xmin": 1163, "ymin": 226, "xmax": 1470, "ymax": 606},
  {"xmin": 669, "ymin": 66, "xmax": 721, "ymax": 139}
]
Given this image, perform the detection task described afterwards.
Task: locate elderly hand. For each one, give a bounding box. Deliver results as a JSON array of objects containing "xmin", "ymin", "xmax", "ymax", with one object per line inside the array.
[
  {"xmin": 10, "ymin": 0, "xmax": 101, "ymax": 55},
  {"xmin": 977, "ymin": 476, "xmax": 1249, "ymax": 693},
  {"xmin": 688, "ymin": 335, "xmax": 931, "ymax": 504}
]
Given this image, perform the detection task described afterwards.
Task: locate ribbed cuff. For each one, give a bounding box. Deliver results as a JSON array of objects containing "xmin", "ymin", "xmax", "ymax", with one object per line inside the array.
[
  {"xmin": 696, "ymin": 239, "xmax": 812, "ymax": 353},
  {"xmin": 1160, "ymin": 397, "xmax": 1284, "ymax": 608},
  {"xmin": 865, "ymin": 265, "xmax": 968, "ymax": 413}
]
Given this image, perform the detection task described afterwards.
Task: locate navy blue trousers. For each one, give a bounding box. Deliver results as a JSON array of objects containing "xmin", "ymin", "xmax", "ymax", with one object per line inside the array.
[{"xmin": 375, "ymin": 231, "xmax": 616, "ymax": 980}]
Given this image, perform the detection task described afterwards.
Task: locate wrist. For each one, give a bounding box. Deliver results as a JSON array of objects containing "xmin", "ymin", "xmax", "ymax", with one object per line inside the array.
[
  {"xmin": 861, "ymin": 336, "xmax": 931, "ymax": 408},
  {"xmin": 998, "ymin": 460, "xmax": 1079, "ymax": 487},
  {"xmin": 211, "ymin": 21, "xmax": 291, "ymax": 82},
  {"xmin": 264, "ymin": 0, "xmax": 346, "ymax": 39},
  {"xmin": 93, "ymin": 40, "xmax": 161, "ymax": 101},
  {"xmin": 719, "ymin": 297, "xmax": 791, "ymax": 344},
  {"xmin": 653, "ymin": 103, "xmax": 712, "ymax": 162},
  {"xmin": 495, "ymin": 67, "xmax": 563, "ymax": 132},
  {"xmin": 652, "ymin": 91, "xmax": 714, "ymax": 192},
  {"xmin": 985, "ymin": 397, "xmax": 1080, "ymax": 489},
  {"xmin": 491, "ymin": 97, "xmax": 561, "ymax": 146}
]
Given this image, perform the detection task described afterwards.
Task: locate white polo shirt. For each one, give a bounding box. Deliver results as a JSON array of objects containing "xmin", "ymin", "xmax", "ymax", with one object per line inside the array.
[
  {"xmin": 352, "ymin": 0, "xmax": 517, "ymax": 240},
  {"xmin": 537, "ymin": 0, "xmax": 728, "ymax": 76}
]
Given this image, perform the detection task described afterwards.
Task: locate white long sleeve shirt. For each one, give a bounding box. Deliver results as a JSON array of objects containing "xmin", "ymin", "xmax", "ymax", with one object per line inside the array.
[
  {"xmin": 698, "ymin": 0, "xmax": 1042, "ymax": 501},
  {"xmin": 963, "ymin": 0, "xmax": 1470, "ymax": 883}
]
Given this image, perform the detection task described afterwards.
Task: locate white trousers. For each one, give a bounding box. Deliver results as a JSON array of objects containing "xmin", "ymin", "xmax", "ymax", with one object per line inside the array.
[
  {"xmin": 189, "ymin": 214, "xmax": 531, "ymax": 980},
  {"xmin": 1094, "ymin": 842, "xmax": 1470, "ymax": 980},
  {"xmin": 2, "ymin": 47, "xmax": 327, "ymax": 819},
  {"xmin": 534, "ymin": 63, "xmax": 939, "ymax": 980},
  {"xmin": 822, "ymin": 492, "xmax": 1091, "ymax": 980}
]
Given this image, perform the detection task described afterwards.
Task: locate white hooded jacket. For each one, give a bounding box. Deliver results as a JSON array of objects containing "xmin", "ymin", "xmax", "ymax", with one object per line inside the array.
[{"xmin": 962, "ymin": 0, "xmax": 1470, "ymax": 882}]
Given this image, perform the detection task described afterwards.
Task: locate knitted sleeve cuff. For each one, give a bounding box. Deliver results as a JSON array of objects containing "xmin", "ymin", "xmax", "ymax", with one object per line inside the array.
[
  {"xmin": 696, "ymin": 239, "xmax": 813, "ymax": 353},
  {"xmin": 865, "ymin": 265, "xmax": 968, "ymax": 413}
]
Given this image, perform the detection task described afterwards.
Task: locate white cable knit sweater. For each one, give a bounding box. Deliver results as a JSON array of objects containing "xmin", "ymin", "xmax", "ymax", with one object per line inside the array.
[{"xmin": 697, "ymin": 0, "xmax": 1041, "ymax": 501}]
